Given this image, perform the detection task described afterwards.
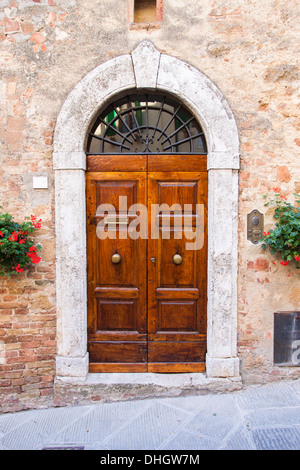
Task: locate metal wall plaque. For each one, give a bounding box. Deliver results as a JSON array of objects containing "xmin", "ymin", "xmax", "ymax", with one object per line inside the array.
[{"xmin": 247, "ymin": 209, "xmax": 264, "ymax": 244}]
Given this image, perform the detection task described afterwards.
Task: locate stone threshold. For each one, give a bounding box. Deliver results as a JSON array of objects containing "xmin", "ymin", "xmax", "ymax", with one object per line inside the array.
[{"xmin": 54, "ymin": 373, "xmax": 243, "ymax": 407}]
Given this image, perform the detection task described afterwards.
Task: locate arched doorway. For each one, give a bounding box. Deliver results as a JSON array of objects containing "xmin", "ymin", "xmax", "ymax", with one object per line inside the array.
[
  {"xmin": 54, "ymin": 41, "xmax": 240, "ymax": 382},
  {"xmin": 86, "ymin": 91, "xmax": 208, "ymax": 373}
]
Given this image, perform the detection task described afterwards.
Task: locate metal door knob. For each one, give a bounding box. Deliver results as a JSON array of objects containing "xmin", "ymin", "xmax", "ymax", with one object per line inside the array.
[
  {"xmin": 111, "ymin": 253, "xmax": 121, "ymax": 264},
  {"xmin": 173, "ymin": 254, "xmax": 182, "ymax": 265}
]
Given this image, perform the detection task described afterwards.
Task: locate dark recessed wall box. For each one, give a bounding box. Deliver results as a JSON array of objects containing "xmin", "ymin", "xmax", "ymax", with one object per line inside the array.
[{"xmin": 274, "ymin": 312, "xmax": 300, "ymax": 366}]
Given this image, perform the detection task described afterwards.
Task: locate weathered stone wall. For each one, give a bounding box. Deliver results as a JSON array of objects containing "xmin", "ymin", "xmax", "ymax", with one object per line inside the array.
[{"xmin": 0, "ymin": 0, "xmax": 299, "ymax": 412}]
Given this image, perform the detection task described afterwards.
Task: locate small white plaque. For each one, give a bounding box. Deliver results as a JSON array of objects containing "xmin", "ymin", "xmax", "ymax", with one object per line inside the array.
[{"xmin": 33, "ymin": 176, "xmax": 48, "ymax": 189}]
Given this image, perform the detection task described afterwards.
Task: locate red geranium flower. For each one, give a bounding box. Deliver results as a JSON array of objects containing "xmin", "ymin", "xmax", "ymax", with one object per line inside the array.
[
  {"xmin": 8, "ymin": 231, "xmax": 19, "ymax": 242},
  {"xmin": 26, "ymin": 250, "xmax": 41, "ymax": 264},
  {"xmin": 12, "ymin": 264, "xmax": 23, "ymax": 273},
  {"xmin": 30, "ymin": 215, "xmax": 42, "ymax": 229}
]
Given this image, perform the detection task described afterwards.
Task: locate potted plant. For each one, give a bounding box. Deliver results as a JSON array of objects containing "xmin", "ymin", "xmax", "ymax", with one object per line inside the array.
[
  {"xmin": 261, "ymin": 189, "xmax": 300, "ymax": 268},
  {"xmin": 0, "ymin": 210, "xmax": 42, "ymax": 276}
]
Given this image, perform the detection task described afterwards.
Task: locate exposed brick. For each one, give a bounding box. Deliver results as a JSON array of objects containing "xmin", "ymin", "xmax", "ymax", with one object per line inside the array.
[
  {"xmin": 0, "ymin": 309, "xmax": 13, "ymax": 315},
  {"xmin": 20, "ymin": 21, "xmax": 35, "ymax": 34},
  {"xmin": 14, "ymin": 308, "xmax": 29, "ymax": 315},
  {"xmin": 4, "ymin": 17, "xmax": 20, "ymax": 33},
  {"xmin": 5, "ymin": 131, "xmax": 24, "ymax": 147},
  {"xmin": 11, "ymin": 378, "xmax": 26, "ymax": 386},
  {"xmin": 25, "ymin": 376, "xmax": 42, "ymax": 384},
  {"xmin": 247, "ymin": 258, "xmax": 269, "ymax": 271},
  {"xmin": 0, "ymin": 379, "xmax": 11, "ymax": 387},
  {"xmin": 42, "ymin": 374, "xmax": 54, "ymax": 382},
  {"xmin": 47, "ymin": 11, "xmax": 56, "ymax": 26},
  {"xmin": 30, "ymin": 32, "xmax": 46, "ymax": 44},
  {"xmin": 0, "ymin": 301, "xmax": 28, "ymax": 309},
  {"xmin": 21, "ymin": 383, "xmax": 40, "ymax": 392},
  {"xmin": 277, "ymin": 165, "xmax": 291, "ymax": 182},
  {"xmin": 7, "ymin": 116, "xmax": 25, "ymax": 132},
  {"xmin": 1, "ymin": 386, "xmax": 21, "ymax": 394}
]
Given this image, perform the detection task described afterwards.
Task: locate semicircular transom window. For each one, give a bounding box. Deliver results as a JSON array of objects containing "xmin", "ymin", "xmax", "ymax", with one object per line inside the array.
[{"xmin": 86, "ymin": 92, "xmax": 207, "ymax": 154}]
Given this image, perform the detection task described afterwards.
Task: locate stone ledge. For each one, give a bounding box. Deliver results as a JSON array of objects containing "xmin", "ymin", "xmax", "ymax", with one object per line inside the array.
[{"xmin": 54, "ymin": 373, "xmax": 243, "ymax": 407}]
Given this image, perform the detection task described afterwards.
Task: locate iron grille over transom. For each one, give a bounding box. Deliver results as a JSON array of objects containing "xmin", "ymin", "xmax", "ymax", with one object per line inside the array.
[{"xmin": 86, "ymin": 92, "xmax": 207, "ymax": 154}]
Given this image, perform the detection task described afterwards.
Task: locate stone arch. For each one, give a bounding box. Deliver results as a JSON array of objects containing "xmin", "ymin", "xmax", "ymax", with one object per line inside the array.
[{"xmin": 54, "ymin": 41, "xmax": 240, "ymax": 381}]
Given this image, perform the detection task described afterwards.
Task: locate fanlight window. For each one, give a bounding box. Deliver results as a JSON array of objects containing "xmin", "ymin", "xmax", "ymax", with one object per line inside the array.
[{"xmin": 86, "ymin": 92, "xmax": 207, "ymax": 154}]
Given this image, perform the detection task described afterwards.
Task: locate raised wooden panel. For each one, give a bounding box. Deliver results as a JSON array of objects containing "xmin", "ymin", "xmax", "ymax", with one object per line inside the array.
[
  {"xmin": 158, "ymin": 181, "xmax": 198, "ymax": 212},
  {"xmin": 148, "ymin": 332, "xmax": 205, "ymax": 342},
  {"xmin": 95, "ymin": 287, "xmax": 140, "ymax": 298},
  {"xmin": 90, "ymin": 363, "xmax": 148, "ymax": 373},
  {"xmin": 158, "ymin": 301, "xmax": 197, "ymax": 332},
  {"xmin": 148, "ymin": 154, "xmax": 207, "ymax": 172},
  {"xmin": 96, "ymin": 180, "xmax": 137, "ymax": 213},
  {"xmin": 87, "ymin": 154, "xmax": 147, "ymax": 172},
  {"xmin": 97, "ymin": 299, "xmax": 137, "ymax": 331},
  {"xmin": 148, "ymin": 341, "xmax": 206, "ymax": 363},
  {"xmin": 156, "ymin": 287, "xmax": 199, "ymax": 299},
  {"xmin": 89, "ymin": 342, "xmax": 147, "ymax": 364},
  {"xmin": 159, "ymin": 235, "xmax": 196, "ymax": 287},
  {"xmin": 98, "ymin": 237, "xmax": 136, "ymax": 286},
  {"xmin": 148, "ymin": 363, "xmax": 205, "ymax": 373}
]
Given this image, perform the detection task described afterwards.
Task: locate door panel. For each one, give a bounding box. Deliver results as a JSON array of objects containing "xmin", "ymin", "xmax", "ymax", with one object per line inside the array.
[
  {"xmin": 148, "ymin": 154, "xmax": 207, "ymax": 172},
  {"xmin": 86, "ymin": 156, "xmax": 207, "ymax": 373},
  {"xmin": 147, "ymin": 171, "xmax": 207, "ymax": 372},
  {"xmin": 86, "ymin": 171, "xmax": 147, "ymax": 372},
  {"xmin": 87, "ymin": 154, "xmax": 147, "ymax": 172}
]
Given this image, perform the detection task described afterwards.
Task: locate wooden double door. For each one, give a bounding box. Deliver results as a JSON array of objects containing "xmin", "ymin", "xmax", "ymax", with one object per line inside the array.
[{"xmin": 86, "ymin": 154, "xmax": 207, "ymax": 373}]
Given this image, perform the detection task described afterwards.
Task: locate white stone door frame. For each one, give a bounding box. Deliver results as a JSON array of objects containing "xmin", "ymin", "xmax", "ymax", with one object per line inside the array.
[{"xmin": 53, "ymin": 41, "xmax": 240, "ymax": 381}]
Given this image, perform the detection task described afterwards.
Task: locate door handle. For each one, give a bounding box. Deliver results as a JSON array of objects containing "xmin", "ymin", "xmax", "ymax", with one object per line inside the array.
[
  {"xmin": 111, "ymin": 253, "xmax": 121, "ymax": 264},
  {"xmin": 173, "ymin": 254, "xmax": 183, "ymax": 265}
]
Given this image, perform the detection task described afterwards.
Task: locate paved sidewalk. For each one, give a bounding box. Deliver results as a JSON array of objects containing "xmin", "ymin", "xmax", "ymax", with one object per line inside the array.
[{"xmin": 0, "ymin": 379, "xmax": 300, "ymax": 450}]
